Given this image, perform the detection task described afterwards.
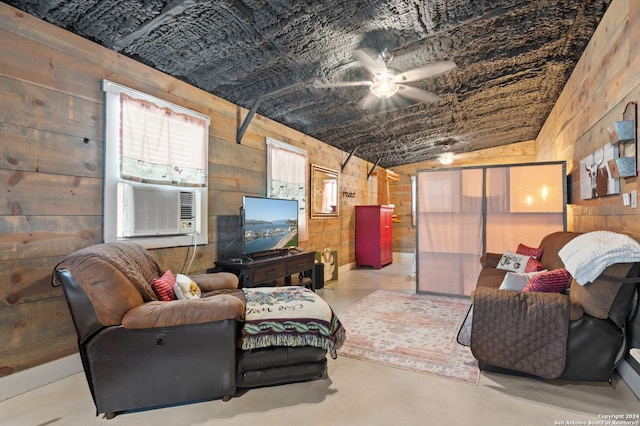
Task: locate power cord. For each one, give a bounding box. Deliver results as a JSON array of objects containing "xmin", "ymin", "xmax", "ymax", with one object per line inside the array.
[{"xmin": 183, "ymin": 232, "xmax": 199, "ymax": 275}]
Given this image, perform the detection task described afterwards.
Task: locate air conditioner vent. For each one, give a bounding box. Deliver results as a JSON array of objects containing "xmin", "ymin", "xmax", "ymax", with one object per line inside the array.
[{"xmin": 180, "ymin": 191, "xmax": 194, "ymax": 220}]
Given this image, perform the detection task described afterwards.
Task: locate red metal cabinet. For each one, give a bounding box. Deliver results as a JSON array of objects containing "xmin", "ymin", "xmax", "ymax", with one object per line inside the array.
[{"xmin": 355, "ymin": 205, "xmax": 394, "ymax": 269}]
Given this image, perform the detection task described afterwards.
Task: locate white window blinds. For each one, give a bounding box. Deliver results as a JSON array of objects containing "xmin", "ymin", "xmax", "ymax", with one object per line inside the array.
[{"xmin": 120, "ymin": 93, "xmax": 208, "ymax": 187}]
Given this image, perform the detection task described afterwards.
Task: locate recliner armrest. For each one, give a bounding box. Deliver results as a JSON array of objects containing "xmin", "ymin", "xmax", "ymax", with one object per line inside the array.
[
  {"xmin": 191, "ymin": 272, "xmax": 239, "ymax": 291},
  {"xmin": 471, "ymin": 287, "xmax": 570, "ymax": 379},
  {"xmin": 122, "ymin": 294, "xmax": 245, "ymax": 329},
  {"xmin": 480, "ymin": 253, "xmax": 502, "ymax": 268}
]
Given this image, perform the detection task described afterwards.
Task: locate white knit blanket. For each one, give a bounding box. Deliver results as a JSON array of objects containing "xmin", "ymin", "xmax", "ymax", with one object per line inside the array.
[{"xmin": 558, "ymin": 231, "xmax": 640, "ymax": 285}]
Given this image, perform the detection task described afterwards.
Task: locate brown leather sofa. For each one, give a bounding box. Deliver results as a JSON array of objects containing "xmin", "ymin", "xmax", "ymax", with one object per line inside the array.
[
  {"xmin": 53, "ymin": 242, "xmax": 329, "ymax": 418},
  {"xmin": 467, "ymin": 231, "xmax": 640, "ymax": 381}
]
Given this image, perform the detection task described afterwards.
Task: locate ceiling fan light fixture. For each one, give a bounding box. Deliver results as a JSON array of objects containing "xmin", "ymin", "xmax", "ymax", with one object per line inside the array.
[
  {"xmin": 438, "ymin": 152, "xmax": 455, "ymax": 165},
  {"xmin": 370, "ymin": 73, "xmax": 399, "ymax": 98}
]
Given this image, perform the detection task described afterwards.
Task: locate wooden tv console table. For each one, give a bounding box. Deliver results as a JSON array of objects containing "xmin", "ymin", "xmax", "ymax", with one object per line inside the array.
[{"xmin": 211, "ymin": 251, "xmax": 316, "ymax": 291}]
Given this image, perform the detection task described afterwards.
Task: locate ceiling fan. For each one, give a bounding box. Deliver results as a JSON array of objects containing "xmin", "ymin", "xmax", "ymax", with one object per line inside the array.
[{"xmin": 314, "ymin": 48, "xmax": 456, "ymax": 109}]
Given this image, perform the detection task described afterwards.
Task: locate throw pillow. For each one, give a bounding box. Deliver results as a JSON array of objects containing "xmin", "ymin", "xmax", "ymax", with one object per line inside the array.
[
  {"xmin": 174, "ymin": 274, "xmax": 202, "ymax": 300},
  {"xmin": 499, "ymin": 270, "xmax": 547, "ymax": 292},
  {"xmin": 525, "ymin": 257, "xmax": 545, "ymax": 273},
  {"xmin": 517, "ymin": 243, "xmax": 544, "ymax": 260},
  {"xmin": 497, "ymin": 250, "xmax": 529, "ymax": 273},
  {"xmin": 151, "ymin": 269, "xmax": 176, "ymax": 301},
  {"xmin": 522, "ymin": 268, "xmax": 572, "ymax": 293}
]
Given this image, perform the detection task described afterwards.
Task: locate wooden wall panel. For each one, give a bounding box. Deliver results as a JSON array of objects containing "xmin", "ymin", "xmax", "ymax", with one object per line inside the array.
[
  {"xmin": 0, "ymin": 216, "xmax": 102, "ymax": 262},
  {"xmin": 0, "ymin": 2, "xmax": 382, "ymax": 377},
  {"xmin": 0, "ymin": 171, "xmax": 102, "ymax": 216},
  {"xmin": 536, "ymin": 0, "xmax": 640, "ymax": 240},
  {"xmin": 0, "ymin": 333, "xmax": 77, "ymax": 376},
  {"xmin": 0, "ymin": 124, "xmax": 102, "ymax": 177},
  {"xmin": 0, "ymin": 76, "xmax": 103, "ymax": 140}
]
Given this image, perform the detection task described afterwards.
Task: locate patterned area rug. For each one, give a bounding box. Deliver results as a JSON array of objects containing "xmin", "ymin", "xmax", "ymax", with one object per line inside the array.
[{"xmin": 337, "ymin": 290, "xmax": 479, "ymax": 384}]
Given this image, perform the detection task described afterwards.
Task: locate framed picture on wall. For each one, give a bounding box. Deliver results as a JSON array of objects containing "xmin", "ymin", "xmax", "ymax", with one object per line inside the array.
[{"xmin": 579, "ymin": 143, "xmax": 620, "ymax": 200}]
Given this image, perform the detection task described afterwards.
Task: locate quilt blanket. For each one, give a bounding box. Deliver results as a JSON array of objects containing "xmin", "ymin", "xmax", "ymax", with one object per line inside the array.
[{"xmin": 241, "ymin": 287, "xmax": 346, "ymax": 358}]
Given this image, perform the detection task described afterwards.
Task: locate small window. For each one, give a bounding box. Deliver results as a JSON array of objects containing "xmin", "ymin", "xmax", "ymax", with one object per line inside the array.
[
  {"xmin": 102, "ymin": 80, "xmax": 209, "ymax": 248},
  {"xmin": 266, "ymin": 138, "xmax": 308, "ymax": 241}
]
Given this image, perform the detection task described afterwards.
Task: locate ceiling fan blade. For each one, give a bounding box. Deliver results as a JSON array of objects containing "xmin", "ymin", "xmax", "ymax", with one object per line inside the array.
[
  {"xmin": 313, "ymin": 79, "xmax": 372, "ymax": 88},
  {"xmin": 359, "ymin": 92, "xmax": 381, "ymax": 110},
  {"xmin": 353, "ymin": 48, "xmax": 386, "ymax": 75},
  {"xmin": 397, "ymin": 85, "xmax": 441, "ymax": 103},
  {"xmin": 394, "ymin": 61, "xmax": 457, "ymax": 83}
]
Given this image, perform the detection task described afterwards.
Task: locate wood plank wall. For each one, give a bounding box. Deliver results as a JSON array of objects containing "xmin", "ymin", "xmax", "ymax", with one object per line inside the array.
[
  {"xmin": 0, "ymin": 4, "xmax": 382, "ymax": 376},
  {"xmin": 536, "ymin": 0, "xmax": 640, "ymax": 240}
]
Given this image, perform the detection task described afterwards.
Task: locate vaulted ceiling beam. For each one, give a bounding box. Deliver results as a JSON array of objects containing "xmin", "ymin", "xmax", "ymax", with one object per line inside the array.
[{"xmin": 113, "ymin": 0, "xmax": 191, "ymax": 51}]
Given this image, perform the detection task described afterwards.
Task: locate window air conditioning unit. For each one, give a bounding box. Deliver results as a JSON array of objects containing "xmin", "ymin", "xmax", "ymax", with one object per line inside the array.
[{"xmin": 119, "ymin": 182, "xmax": 199, "ymax": 237}]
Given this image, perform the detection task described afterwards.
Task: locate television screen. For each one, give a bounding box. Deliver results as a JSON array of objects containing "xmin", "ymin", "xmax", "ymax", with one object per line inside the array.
[{"xmin": 242, "ymin": 196, "xmax": 299, "ymax": 256}]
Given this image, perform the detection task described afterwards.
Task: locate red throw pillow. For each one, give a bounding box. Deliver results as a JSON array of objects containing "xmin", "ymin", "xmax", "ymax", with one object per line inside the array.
[
  {"xmin": 522, "ymin": 268, "xmax": 572, "ymax": 293},
  {"xmin": 525, "ymin": 258, "xmax": 545, "ymax": 273},
  {"xmin": 152, "ymin": 269, "xmax": 177, "ymax": 301},
  {"xmin": 517, "ymin": 243, "xmax": 544, "ymax": 260}
]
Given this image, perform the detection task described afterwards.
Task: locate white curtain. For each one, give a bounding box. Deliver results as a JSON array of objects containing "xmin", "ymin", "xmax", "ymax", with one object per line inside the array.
[
  {"xmin": 120, "ymin": 93, "xmax": 208, "ymax": 187},
  {"xmin": 417, "ymin": 168, "xmax": 484, "ymax": 295},
  {"xmin": 266, "ymin": 138, "xmax": 308, "ymax": 240}
]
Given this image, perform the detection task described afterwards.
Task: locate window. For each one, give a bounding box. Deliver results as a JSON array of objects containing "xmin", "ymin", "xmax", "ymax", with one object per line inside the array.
[
  {"xmin": 102, "ymin": 80, "xmax": 209, "ymax": 248},
  {"xmin": 119, "ymin": 93, "xmax": 207, "ymax": 187},
  {"xmin": 266, "ymin": 138, "xmax": 308, "ymax": 241}
]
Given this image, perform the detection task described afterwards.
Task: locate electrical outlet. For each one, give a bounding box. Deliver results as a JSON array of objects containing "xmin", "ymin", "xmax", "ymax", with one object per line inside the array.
[{"xmin": 632, "ymin": 190, "xmax": 638, "ymax": 209}]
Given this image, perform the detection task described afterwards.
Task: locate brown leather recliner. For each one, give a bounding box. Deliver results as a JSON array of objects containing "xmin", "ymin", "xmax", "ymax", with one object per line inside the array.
[
  {"xmin": 53, "ymin": 242, "xmax": 328, "ymax": 418},
  {"xmin": 467, "ymin": 231, "xmax": 640, "ymax": 382}
]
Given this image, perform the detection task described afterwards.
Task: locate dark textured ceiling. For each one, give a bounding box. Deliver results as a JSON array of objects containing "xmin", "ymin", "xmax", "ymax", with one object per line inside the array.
[{"xmin": 6, "ymin": 0, "xmax": 611, "ymax": 168}]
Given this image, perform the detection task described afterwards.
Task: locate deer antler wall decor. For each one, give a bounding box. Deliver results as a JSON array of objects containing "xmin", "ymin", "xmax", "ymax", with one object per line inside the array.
[{"xmin": 584, "ymin": 148, "xmax": 605, "ymax": 198}]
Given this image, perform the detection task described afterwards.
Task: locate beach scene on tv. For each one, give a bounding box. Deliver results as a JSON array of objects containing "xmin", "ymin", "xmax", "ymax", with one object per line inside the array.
[{"xmin": 244, "ymin": 197, "xmax": 299, "ymax": 254}]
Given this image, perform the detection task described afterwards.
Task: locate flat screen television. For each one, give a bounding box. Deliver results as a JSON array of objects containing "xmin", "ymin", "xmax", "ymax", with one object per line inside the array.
[{"xmin": 241, "ymin": 196, "xmax": 299, "ymax": 257}]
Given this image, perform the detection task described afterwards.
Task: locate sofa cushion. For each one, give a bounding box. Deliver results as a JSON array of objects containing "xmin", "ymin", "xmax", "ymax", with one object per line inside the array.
[
  {"xmin": 152, "ymin": 269, "xmax": 177, "ymax": 301},
  {"xmin": 476, "ymin": 267, "xmax": 509, "ymax": 289},
  {"xmin": 569, "ymin": 263, "xmax": 634, "ymax": 319},
  {"xmin": 517, "ymin": 243, "xmax": 543, "ymax": 260},
  {"xmin": 121, "ymin": 295, "xmax": 245, "ymax": 328},
  {"xmin": 522, "ymin": 268, "xmax": 572, "ymax": 293}
]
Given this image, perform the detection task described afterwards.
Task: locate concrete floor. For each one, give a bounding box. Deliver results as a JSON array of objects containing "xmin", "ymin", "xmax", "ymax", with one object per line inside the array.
[{"xmin": 1, "ymin": 254, "xmax": 638, "ymax": 425}]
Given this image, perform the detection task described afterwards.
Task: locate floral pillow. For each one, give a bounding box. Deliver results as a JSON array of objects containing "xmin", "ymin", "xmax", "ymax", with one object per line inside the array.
[
  {"xmin": 174, "ymin": 274, "xmax": 202, "ymax": 300},
  {"xmin": 497, "ymin": 250, "xmax": 529, "ymax": 273}
]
